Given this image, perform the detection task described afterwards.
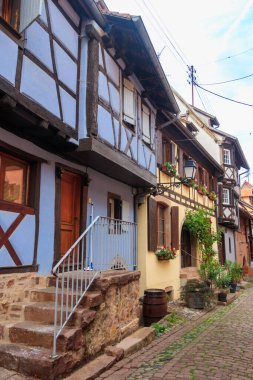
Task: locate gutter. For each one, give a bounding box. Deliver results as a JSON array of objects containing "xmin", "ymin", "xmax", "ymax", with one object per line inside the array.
[{"xmin": 79, "ymin": 0, "xmax": 106, "ymax": 28}]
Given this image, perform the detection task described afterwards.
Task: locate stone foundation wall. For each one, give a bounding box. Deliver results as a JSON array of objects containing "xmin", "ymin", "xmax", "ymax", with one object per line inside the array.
[
  {"xmin": 85, "ymin": 271, "xmax": 141, "ymax": 357},
  {"xmin": 0, "ymin": 273, "xmax": 46, "ymax": 317}
]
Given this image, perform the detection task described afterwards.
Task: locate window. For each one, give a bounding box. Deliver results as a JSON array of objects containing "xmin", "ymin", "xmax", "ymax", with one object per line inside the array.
[
  {"xmin": 142, "ymin": 103, "xmax": 151, "ymax": 145},
  {"xmin": 162, "ymin": 139, "xmax": 175, "ymax": 164},
  {"xmin": 157, "ymin": 204, "xmax": 166, "ymax": 247},
  {"xmin": 0, "ymin": 152, "xmax": 30, "ymax": 205},
  {"xmin": 223, "ymin": 149, "xmax": 231, "ymax": 165},
  {"xmin": 108, "ymin": 193, "xmax": 122, "ymax": 220},
  {"xmin": 123, "ymin": 78, "xmax": 135, "ymax": 127},
  {"xmin": 198, "ymin": 166, "xmax": 204, "ymax": 184},
  {"xmin": 222, "ymin": 188, "xmax": 230, "ymax": 205},
  {"xmin": 0, "ymin": 0, "xmax": 20, "ymax": 29},
  {"xmin": 228, "ymin": 237, "xmax": 232, "ymax": 253}
]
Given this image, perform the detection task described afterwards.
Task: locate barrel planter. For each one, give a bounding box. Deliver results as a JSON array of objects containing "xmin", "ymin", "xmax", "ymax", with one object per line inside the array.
[{"xmin": 143, "ymin": 289, "xmax": 167, "ymax": 327}]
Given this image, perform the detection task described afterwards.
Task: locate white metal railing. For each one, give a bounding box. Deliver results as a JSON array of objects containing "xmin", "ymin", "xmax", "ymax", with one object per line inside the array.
[{"xmin": 51, "ymin": 216, "xmax": 137, "ymax": 357}]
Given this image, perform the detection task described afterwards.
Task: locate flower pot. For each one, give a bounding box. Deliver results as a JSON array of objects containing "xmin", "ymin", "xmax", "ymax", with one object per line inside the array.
[
  {"xmin": 218, "ymin": 292, "xmax": 227, "ymax": 302},
  {"xmin": 157, "ymin": 256, "xmax": 170, "ymax": 261},
  {"xmin": 230, "ymin": 283, "xmax": 237, "ymax": 293}
]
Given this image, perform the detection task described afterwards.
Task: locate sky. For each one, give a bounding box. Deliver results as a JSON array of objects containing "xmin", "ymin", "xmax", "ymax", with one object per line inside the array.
[{"xmin": 105, "ymin": 0, "xmax": 253, "ymax": 182}]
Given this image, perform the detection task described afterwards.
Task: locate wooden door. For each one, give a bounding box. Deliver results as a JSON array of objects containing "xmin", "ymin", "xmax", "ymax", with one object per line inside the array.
[
  {"xmin": 181, "ymin": 227, "xmax": 192, "ymax": 268},
  {"xmin": 60, "ymin": 171, "xmax": 81, "ymax": 257}
]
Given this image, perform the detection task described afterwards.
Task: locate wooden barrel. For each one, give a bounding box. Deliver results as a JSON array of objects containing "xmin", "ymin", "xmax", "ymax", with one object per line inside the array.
[{"xmin": 143, "ymin": 289, "xmax": 167, "ymax": 326}]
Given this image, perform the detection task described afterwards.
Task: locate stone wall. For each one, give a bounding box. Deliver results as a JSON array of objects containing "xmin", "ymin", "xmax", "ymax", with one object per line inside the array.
[
  {"xmin": 85, "ymin": 271, "xmax": 141, "ymax": 357},
  {"xmin": 0, "ymin": 272, "xmax": 46, "ymax": 318}
]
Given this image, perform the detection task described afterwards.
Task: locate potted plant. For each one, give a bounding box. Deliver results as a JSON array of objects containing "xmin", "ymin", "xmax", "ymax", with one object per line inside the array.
[
  {"xmin": 208, "ymin": 191, "xmax": 217, "ymax": 201},
  {"xmin": 180, "ymin": 279, "xmax": 214, "ymax": 309},
  {"xmin": 224, "ymin": 260, "xmax": 243, "ymax": 293},
  {"xmin": 197, "ymin": 184, "xmax": 207, "ymax": 195},
  {"xmin": 155, "ymin": 246, "xmax": 177, "ymax": 260},
  {"xmin": 214, "ymin": 269, "xmax": 231, "ymax": 302},
  {"xmin": 161, "ymin": 162, "xmax": 177, "ymax": 177},
  {"xmin": 198, "ymin": 259, "xmax": 221, "ymax": 289}
]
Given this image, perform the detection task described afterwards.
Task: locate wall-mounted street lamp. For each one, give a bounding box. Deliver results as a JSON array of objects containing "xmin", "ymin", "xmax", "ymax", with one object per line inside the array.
[
  {"xmin": 184, "ymin": 159, "xmax": 197, "ymax": 180},
  {"xmin": 149, "ymin": 158, "xmax": 197, "ymax": 195}
]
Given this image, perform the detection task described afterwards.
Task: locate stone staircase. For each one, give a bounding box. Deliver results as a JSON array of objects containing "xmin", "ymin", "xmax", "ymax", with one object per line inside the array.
[
  {"xmin": 180, "ymin": 266, "xmax": 200, "ymax": 287},
  {"xmin": 0, "ymin": 276, "xmax": 104, "ymax": 379},
  {"xmin": 0, "ymin": 270, "xmax": 141, "ymax": 379}
]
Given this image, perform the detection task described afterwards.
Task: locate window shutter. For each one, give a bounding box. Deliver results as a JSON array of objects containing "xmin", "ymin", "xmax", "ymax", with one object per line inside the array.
[
  {"xmin": 19, "ymin": 0, "xmax": 43, "ymax": 33},
  {"xmin": 148, "ymin": 197, "xmax": 157, "ymax": 251},
  {"xmin": 170, "ymin": 143, "xmax": 176, "ymax": 165},
  {"xmin": 123, "ymin": 79, "xmax": 135, "ymax": 125},
  {"xmin": 178, "ymin": 148, "xmax": 184, "ymax": 177},
  {"xmin": 142, "ymin": 104, "xmax": 150, "ymax": 144},
  {"xmin": 171, "ymin": 206, "xmax": 179, "ymax": 250},
  {"xmin": 213, "ymin": 177, "xmax": 217, "ymax": 193},
  {"xmin": 156, "ymin": 131, "xmax": 163, "ymax": 166}
]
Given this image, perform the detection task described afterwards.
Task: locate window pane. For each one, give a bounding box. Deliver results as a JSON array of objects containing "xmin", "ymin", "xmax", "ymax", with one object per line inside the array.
[
  {"xmin": 3, "ymin": 157, "xmax": 28, "ymax": 204},
  {"xmin": 222, "ymin": 189, "xmax": 230, "ymax": 205},
  {"xmin": 224, "ymin": 149, "xmax": 231, "ymax": 165},
  {"xmin": 157, "ymin": 205, "xmax": 165, "ymax": 246}
]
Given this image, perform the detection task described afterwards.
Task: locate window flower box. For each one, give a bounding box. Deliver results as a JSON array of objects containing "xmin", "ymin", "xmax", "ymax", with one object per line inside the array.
[
  {"xmin": 208, "ymin": 191, "xmax": 217, "ymax": 201},
  {"xmin": 155, "ymin": 246, "xmax": 177, "ymax": 260},
  {"xmin": 161, "ymin": 163, "xmax": 177, "ymax": 177}
]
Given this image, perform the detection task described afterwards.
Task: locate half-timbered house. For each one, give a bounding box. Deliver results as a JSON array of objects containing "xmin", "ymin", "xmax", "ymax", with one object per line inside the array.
[
  {"xmin": 187, "ymin": 107, "xmax": 250, "ymax": 263},
  {"xmin": 0, "ymin": 1, "xmax": 180, "ymax": 276}
]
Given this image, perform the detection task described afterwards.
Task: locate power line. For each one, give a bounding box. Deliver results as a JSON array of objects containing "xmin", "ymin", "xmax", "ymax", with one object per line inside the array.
[
  {"xmin": 199, "ymin": 72, "xmax": 253, "ymax": 86},
  {"xmin": 141, "ymin": 0, "xmax": 189, "ymax": 68},
  {"xmin": 197, "ymin": 46, "xmax": 253, "ymax": 67},
  {"xmin": 194, "ymin": 82, "xmax": 253, "ymax": 107}
]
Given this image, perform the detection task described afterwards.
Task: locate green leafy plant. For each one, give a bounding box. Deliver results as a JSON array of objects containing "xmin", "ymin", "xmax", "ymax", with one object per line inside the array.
[
  {"xmin": 213, "ymin": 267, "xmax": 231, "ymax": 290},
  {"xmin": 224, "ymin": 260, "xmax": 243, "ymax": 284},
  {"xmin": 197, "ymin": 184, "xmax": 208, "ymax": 195},
  {"xmin": 180, "ymin": 279, "xmax": 214, "ymax": 309},
  {"xmin": 208, "ymin": 191, "xmax": 217, "ymax": 201},
  {"xmin": 184, "ymin": 209, "xmax": 223, "ymax": 262},
  {"xmin": 155, "ymin": 246, "xmax": 177, "ymax": 260},
  {"xmin": 151, "ymin": 311, "xmax": 185, "ymax": 336},
  {"xmin": 161, "ymin": 162, "xmax": 177, "ymax": 176},
  {"xmin": 198, "ymin": 259, "xmax": 221, "ymax": 288}
]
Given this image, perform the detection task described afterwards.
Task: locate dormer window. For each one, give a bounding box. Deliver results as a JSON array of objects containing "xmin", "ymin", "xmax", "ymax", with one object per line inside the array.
[
  {"xmin": 0, "ymin": 0, "xmax": 20, "ymax": 29},
  {"xmin": 223, "ymin": 149, "xmax": 231, "ymax": 165}
]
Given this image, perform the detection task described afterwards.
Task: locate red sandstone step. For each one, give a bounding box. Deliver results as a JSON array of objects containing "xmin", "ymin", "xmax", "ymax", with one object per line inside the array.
[
  {"xmin": 24, "ymin": 302, "xmax": 97, "ymax": 327},
  {"xmin": 0, "ymin": 343, "xmax": 69, "ymax": 379},
  {"xmin": 28, "ymin": 287, "xmax": 103, "ymax": 307},
  {"xmin": 8, "ymin": 321, "xmax": 83, "ymax": 352}
]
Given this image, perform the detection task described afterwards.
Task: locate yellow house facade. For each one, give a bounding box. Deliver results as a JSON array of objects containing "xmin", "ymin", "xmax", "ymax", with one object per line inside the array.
[{"xmin": 137, "ymin": 102, "xmax": 224, "ymax": 299}]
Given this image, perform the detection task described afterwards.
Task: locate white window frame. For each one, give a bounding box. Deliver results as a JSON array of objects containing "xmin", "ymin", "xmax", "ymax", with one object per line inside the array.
[
  {"xmin": 223, "ymin": 188, "xmax": 230, "ymax": 205},
  {"xmin": 142, "ymin": 103, "xmax": 151, "ymax": 145},
  {"xmin": 223, "ymin": 149, "xmax": 231, "ymax": 165}
]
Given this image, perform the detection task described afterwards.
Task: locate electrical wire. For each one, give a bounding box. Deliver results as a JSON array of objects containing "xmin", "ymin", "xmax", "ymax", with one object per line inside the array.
[
  {"xmin": 200, "ymin": 46, "xmax": 253, "ymax": 66},
  {"xmin": 194, "ymin": 82, "xmax": 253, "ymax": 107},
  {"xmin": 198, "ymin": 72, "xmax": 253, "ymax": 86}
]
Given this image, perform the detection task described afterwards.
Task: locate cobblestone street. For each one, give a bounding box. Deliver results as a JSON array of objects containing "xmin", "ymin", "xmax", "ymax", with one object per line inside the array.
[{"xmin": 97, "ymin": 287, "xmax": 253, "ymax": 380}]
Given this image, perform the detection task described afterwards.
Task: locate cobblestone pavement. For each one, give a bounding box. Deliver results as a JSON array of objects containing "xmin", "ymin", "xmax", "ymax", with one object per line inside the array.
[{"xmin": 97, "ymin": 288, "xmax": 253, "ymax": 380}]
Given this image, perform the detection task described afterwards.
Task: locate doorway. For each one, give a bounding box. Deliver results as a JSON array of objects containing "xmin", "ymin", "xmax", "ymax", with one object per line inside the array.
[
  {"xmin": 60, "ymin": 170, "xmax": 81, "ymax": 257},
  {"xmin": 181, "ymin": 226, "xmax": 192, "ymax": 268}
]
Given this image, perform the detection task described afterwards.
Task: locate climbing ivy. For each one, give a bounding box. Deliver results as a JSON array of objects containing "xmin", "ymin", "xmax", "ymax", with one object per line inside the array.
[{"xmin": 184, "ymin": 208, "xmax": 223, "ymax": 262}]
